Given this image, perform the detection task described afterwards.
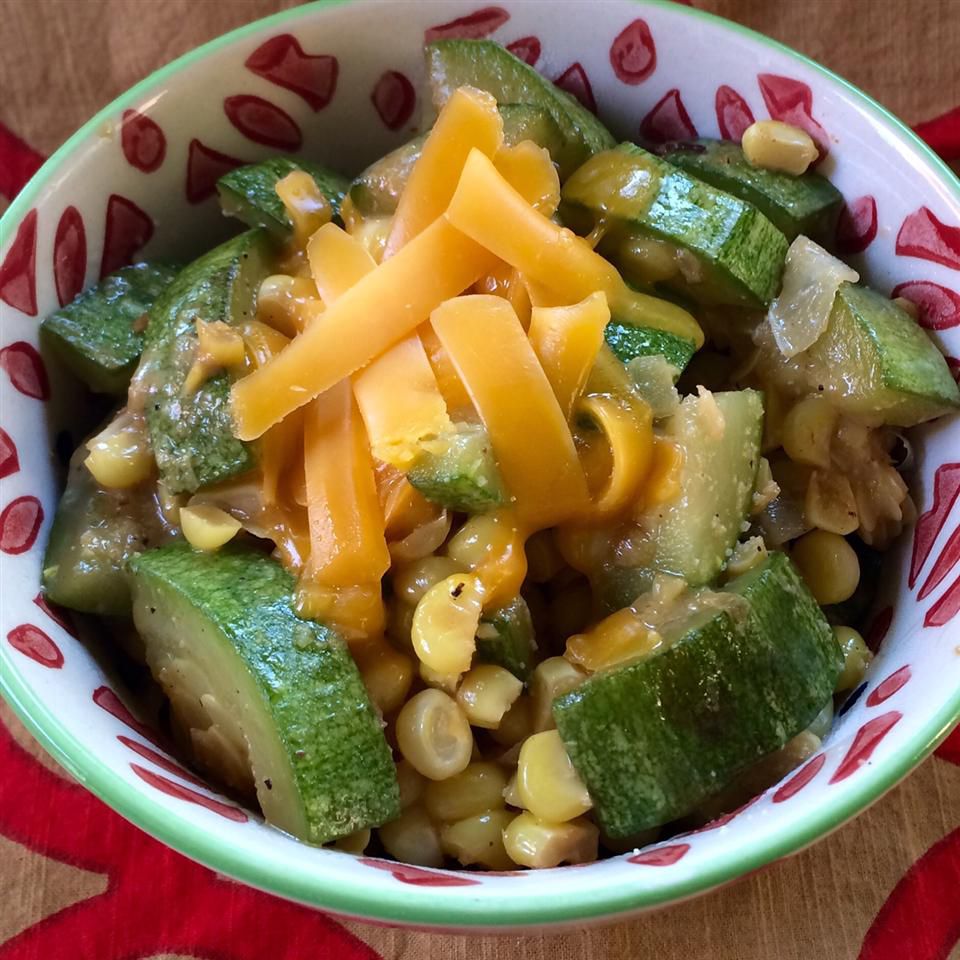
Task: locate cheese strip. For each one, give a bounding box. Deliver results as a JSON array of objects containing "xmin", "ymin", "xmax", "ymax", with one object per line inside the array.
[
  {"xmin": 376, "ymin": 462, "xmax": 439, "ymax": 541},
  {"xmin": 302, "ymin": 378, "xmax": 390, "ymax": 587},
  {"xmin": 385, "ymin": 86, "xmax": 503, "ymax": 257},
  {"xmin": 419, "ymin": 324, "xmax": 473, "ymax": 413},
  {"xmin": 446, "ymin": 149, "xmax": 704, "ymax": 347},
  {"xmin": 308, "ymin": 222, "xmax": 378, "ymax": 303},
  {"xmin": 493, "ymin": 141, "xmax": 560, "ymax": 217},
  {"xmin": 528, "ymin": 292, "xmax": 610, "ymax": 420},
  {"xmin": 431, "ymin": 295, "xmax": 589, "ymax": 529},
  {"xmin": 354, "ymin": 335, "xmax": 453, "ymax": 469},
  {"xmin": 231, "ymin": 218, "xmax": 498, "ymax": 440}
]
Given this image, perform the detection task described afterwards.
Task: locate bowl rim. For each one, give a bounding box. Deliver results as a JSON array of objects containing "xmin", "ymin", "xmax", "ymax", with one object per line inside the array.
[{"xmin": 2, "ymin": 0, "xmax": 960, "ymax": 930}]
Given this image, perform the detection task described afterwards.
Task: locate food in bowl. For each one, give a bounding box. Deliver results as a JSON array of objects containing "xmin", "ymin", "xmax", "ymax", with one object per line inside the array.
[{"xmin": 37, "ymin": 38, "xmax": 960, "ymax": 871}]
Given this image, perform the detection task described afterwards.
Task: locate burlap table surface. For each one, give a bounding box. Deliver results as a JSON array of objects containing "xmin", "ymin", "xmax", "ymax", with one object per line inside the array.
[{"xmin": 0, "ymin": 1, "xmax": 958, "ymax": 957}]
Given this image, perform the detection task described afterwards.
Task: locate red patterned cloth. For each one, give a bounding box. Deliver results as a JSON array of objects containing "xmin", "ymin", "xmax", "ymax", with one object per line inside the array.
[{"xmin": 1, "ymin": 2, "xmax": 959, "ymax": 957}]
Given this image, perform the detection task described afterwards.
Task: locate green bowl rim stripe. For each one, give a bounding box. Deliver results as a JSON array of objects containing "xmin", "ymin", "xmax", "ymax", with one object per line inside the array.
[{"xmin": 2, "ymin": 0, "xmax": 960, "ymax": 929}]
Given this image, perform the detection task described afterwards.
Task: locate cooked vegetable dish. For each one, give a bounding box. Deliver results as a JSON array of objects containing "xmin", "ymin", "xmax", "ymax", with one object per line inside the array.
[{"xmin": 40, "ymin": 39, "xmax": 960, "ymax": 869}]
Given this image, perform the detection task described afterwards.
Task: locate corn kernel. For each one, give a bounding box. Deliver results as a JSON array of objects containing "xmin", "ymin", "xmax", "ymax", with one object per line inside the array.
[
  {"xmin": 418, "ymin": 661, "xmax": 461, "ymax": 694},
  {"xmin": 782, "ymin": 395, "xmax": 837, "ymax": 469},
  {"xmin": 530, "ymin": 658, "xmax": 586, "ymax": 733},
  {"xmin": 387, "ymin": 600, "xmax": 416, "ymax": 652},
  {"xmin": 805, "ymin": 469, "xmax": 859, "ymax": 536},
  {"xmin": 393, "ymin": 555, "xmax": 464, "ymax": 605},
  {"xmin": 517, "ymin": 729, "xmax": 592, "ymax": 822},
  {"xmin": 355, "ymin": 641, "xmax": 414, "ymax": 715},
  {"xmin": 411, "ymin": 573, "xmax": 484, "ymax": 675},
  {"xmin": 502, "ymin": 812, "xmax": 599, "ymax": 868},
  {"xmin": 180, "ymin": 504, "xmax": 242, "ymax": 551},
  {"xmin": 424, "ymin": 762, "xmax": 507, "ymax": 822},
  {"xmin": 333, "ymin": 828, "xmax": 371, "ymax": 854},
  {"xmin": 396, "ymin": 759, "xmax": 426, "ymax": 810},
  {"xmin": 350, "ymin": 216, "xmax": 392, "ymax": 264},
  {"xmin": 378, "ymin": 804, "xmax": 444, "ymax": 867},
  {"xmin": 742, "ymin": 119, "xmax": 818, "ymax": 175},
  {"xmin": 447, "ymin": 511, "xmax": 528, "ymax": 610},
  {"xmin": 491, "ymin": 694, "xmax": 534, "ymax": 746},
  {"xmin": 526, "ymin": 530, "xmax": 565, "ymax": 583},
  {"xmin": 275, "ymin": 169, "xmax": 334, "ymax": 247},
  {"xmin": 84, "ymin": 419, "xmax": 153, "ymax": 489},
  {"xmin": 553, "ymin": 523, "xmax": 612, "ymax": 575},
  {"xmin": 834, "ymin": 625, "xmax": 873, "ymax": 691},
  {"xmin": 396, "ymin": 689, "xmax": 473, "ymax": 781},
  {"xmin": 791, "ymin": 530, "xmax": 860, "ymax": 604},
  {"xmin": 256, "ymin": 274, "xmax": 319, "ymax": 337},
  {"xmin": 503, "ymin": 772, "xmax": 524, "ymax": 808},
  {"xmin": 456, "ymin": 664, "xmax": 523, "ymax": 729},
  {"xmin": 617, "ymin": 234, "xmax": 679, "ymax": 285},
  {"xmin": 442, "ymin": 809, "xmax": 515, "ymax": 870},
  {"xmin": 892, "ymin": 296, "xmax": 919, "ymax": 320}
]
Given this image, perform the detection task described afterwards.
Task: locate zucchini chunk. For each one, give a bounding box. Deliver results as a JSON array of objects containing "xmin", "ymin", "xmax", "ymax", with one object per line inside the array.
[
  {"xmin": 217, "ymin": 157, "xmax": 349, "ymax": 238},
  {"xmin": 41, "ymin": 262, "xmax": 180, "ymax": 395},
  {"xmin": 554, "ymin": 552, "xmax": 842, "ymax": 836},
  {"xmin": 129, "ymin": 543, "xmax": 400, "ymax": 844},
  {"xmin": 661, "ymin": 139, "xmax": 843, "ymax": 242},
  {"xmin": 140, "ymin": 230, "xmax": 274, "ymax": 494},
  {"xmin": 425, "ymin": 39, "xmax": 615, "ymax": 177},
  {"xmin": 477, "ymin": 595, "xmax": 536, "ymax": 681},
  {"xmin": 407, "ymin": 423, "xmax": 507, "ymax": 513},
  {"xmin": 561, "ymin": 144, "xmax": 789, "ymax": 308}
]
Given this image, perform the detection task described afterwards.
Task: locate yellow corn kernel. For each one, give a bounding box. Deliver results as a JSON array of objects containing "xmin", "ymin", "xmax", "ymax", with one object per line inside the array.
[
  {"xmin": 275, "ymin": 169, "xmax": 334, "ymax": 247},
  {"xmin": 517, "ymin": 729, "xmax": 592, "ymax": 822},
  {"xmin": 411, "ymin": 573, "xmax": 484, "ymax": 675},
  {"xmin": 834, "ymin": 625, "xmax": 873, "ymax": 691},
  {"xmin": 355, "ymin": 642, "xmax": 414, "ymax": 715},
  {"xmin": 782, "ymin": 395, "xmax": 838, "ymax": 469},
  {"xmin": 502, "ymin": 812, "xmax": 599, "ymax": 868},
  {"xmin": 84, "ymin": 419, "xmax": 153, "ymax": 489},
  {"xmin": 333, "ymin": 828, "xmax": 371, "ymax": 854},
  {"xmin": 392, "ymin": 555, "xmax": 465, "ymax": 606},
  {"xmin": 419, "ymin": 661, "xmax": 461, "ymax": 694},
  {"xmin": 424, "ymin": 761, "xmax": 508, "ymax": 822},
  {"xmin": 441, "ymin": 809, "xmax": 515, "ymax": 870},
  {"xmin": 616, "ymin": 234, "xmax": 680, "ymax": 285},
  {"xmin": 805, "ymin": 469, "xmax": 859, "ymax": 536},
  {"xmin": 530, "ymin": 657, "xmax": 586, "ymax": 733},
  {"xmin": 525, "ymin": 530, "xmax": 564, "ymax": 583},
  {"xmin": 565, "ymin": 607, "xmax": 662, "ymax": 674},
  {"xmin": 387, "ymin": 600, "xmax": 416, "ymax": 652},
  {"xmin": 378, "ymin": 804, "xmax": 444, "ymax": 868},
  {"xmin": 396, "ymin": 688, "xmax": 473, "ymax": 780},
  {"xmin": 491, "ymin": 694, "xmax": 534, "ymax": 747},
  {"xmin": 180, "ymin": 504, "xmax": 242, "ymax": 552},
  {"xmin": 547, "ymin": 577, "xmax": 593, "ymax": 642},
  {"xmin": 791, "ymin": 529, "xmax": 860, "ymax": 604},
  {"xmin": 197, "ymin": 318, "xmax": 245, "ymax": 368},
  {"xmin": 351, "ymin": 216, "xmax": 392, "ymax": 264},
  {"xmin": 892, "ymin": 296, "xmax": 919, "ymax": 320},
  {"xmin": 741, "ymin": 119, "xmax": 818, "ymax": 175},
  {"xmin": 446, "ymin": 511, "xmax": 528, "ymax": 611},
  {"xmin": 396, "ymin": 759, "xmax": 426, "ymax": 810},
  {"xmin": 456, "ymin": 664, "xmax": 523, "ymax": 729},
  {"xmin": 503, "ymin": 772, "xmax": 523, "ymax": 808},
  {"xmin": 553, "ymin": 523, "xmax": 612, "ymax": 575},
  {"xmin": 256, "ymin": 275, "xmax": 320, "ymax": 337}
]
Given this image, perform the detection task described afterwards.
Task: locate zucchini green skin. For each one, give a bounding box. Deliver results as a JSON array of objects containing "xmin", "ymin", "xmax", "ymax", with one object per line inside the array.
[
  {"xmin": 42, "ymin": 449, "xmax": 162, "ymax": 616},
  {"xmin": 425, "ymin": 39, "xmax": 615, "ymax": 177},
  {"xmin": 561, "ymin": 144, "xmax": 789, "ymax": 308},
  {"xmin": 554, "ymin": 552, "xmax": 843, "ymax": 836},
  {"xmin": 140, "ymin": 230, "xmax": 274, "ymax": 494},
  {"xmin": 477, "ymin": 595, "xmax": 536, "ymax": 680},
  {"xmin": 604, "ymin": 320, "xmax": 696, "ymax": 373},
  {"xmin": 217, "ymin": 157, "xmax": 349, "ymax": 238},
  {"xmin": 349, "ymin": 103, "xmax": 566, "ymax": 218},
  {"xmin": 40, "ymin": 262, "xmax": 180, "ymax": 395},
  {"xmin": 407, "ymin": 424, "xmax": 506, "ymax": 513},
  {"xmin": 129, "ymin": 543, "xmax": 399, "ymax": 844},
  {"xmin": 810, "ymin": 284, "xmax": 960, "ymax": 426},
  {"xmin": 661, "ymin": 139, "xmax": 843, "ymax": 242}
]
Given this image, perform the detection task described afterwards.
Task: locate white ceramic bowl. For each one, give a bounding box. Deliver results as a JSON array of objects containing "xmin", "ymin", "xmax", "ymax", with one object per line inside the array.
[{"xmin": 1, "ymin": 0, "xmax": 959, "ymax": 931}]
